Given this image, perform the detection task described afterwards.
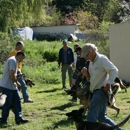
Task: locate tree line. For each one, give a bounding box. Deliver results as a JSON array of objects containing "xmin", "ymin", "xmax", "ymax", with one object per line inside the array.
[{"xmin": 0, "ymin": 0, "xmax": 129, "ymax": 32}]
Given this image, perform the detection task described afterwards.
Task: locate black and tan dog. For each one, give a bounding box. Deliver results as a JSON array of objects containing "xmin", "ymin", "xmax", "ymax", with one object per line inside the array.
[
  {"xmin": 25, "ymin": 78, "xmax": 35, "ymax": 87},
  {"xmin": 69, "ymin": 84, "xmax": 120, "ymax": 116},
  {"xmin": 113, "ymin": 77, "xmax": 127, "ymax": 93},
  {"xmin": 65, "ymin": 77, "xmax": 126, "ymax": 116},
  {"xmin": 66, "ymin": 108, "xmax": 130, "ymax": 130},
  {"xmin": 17, "ymin": 73, "xmax": 35, "ymax": 88}
]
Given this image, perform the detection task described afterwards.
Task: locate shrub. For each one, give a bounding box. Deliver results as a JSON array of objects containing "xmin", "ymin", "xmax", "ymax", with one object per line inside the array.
[
  {"xmin": 0, "ymin": 32, "xmax": 22, "ymax": 64},
  {"xmin": 43, "ymin": 50, "xmax": 58, "ymax": 62}
]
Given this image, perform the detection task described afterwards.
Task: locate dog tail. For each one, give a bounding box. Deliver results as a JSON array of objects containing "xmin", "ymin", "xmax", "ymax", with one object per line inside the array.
[{"xmin": 112, "ymin": 114, "xmax": 130, "ymax": 129}]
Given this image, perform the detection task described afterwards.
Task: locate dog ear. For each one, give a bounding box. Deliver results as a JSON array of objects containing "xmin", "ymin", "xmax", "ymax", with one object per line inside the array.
[{"xmin": 79, "ymin": 108, "xmax": 84, "ymax": 114}]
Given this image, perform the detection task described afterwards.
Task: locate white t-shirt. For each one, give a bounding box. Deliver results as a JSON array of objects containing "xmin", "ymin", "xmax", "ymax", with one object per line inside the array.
[
  {"xmin": 74, "ymin": 54, "xmax": 78, "ymax": 68},
  {"xmin": 0, "ymin": 56, "xmax": 18, "ymax": 90}
]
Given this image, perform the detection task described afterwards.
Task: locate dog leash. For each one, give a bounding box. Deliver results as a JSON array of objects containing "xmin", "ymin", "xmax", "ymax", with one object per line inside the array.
[
  {"xmin": 101, "ymin": 87, "xmax": 116, "ymax": 106},
  {"xmin": 101, "ymin": 87, "xmax": 112, "ymax": 106},
  {"xmin": 89, "ymin": 88, "xmax": 116, "ymax": 111}
]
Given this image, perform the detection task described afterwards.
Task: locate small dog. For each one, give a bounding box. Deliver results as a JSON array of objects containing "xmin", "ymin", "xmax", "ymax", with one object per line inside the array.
[
  {"xmin": 17, "ymin": 74, "xmax": 35, "ymax": 87},
  {"xmin": 25, "ymin": 78, "xmax": 35, "ymax": 87},
  {"xmin": 66, "ymin": 108, "xmax": 130, "ymax": 130}
]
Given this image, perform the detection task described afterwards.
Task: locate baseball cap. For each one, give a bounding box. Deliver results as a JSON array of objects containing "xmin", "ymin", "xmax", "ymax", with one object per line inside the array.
[
  {"xmin": 81, "ymin": 43, "xmax": 93, "ymax": 57},
  {"xmin": 74, "ymin": 46, "xmax": 82, "ymax": 52},
  {"xmin": 62, "ymin": 39, "xmax": 68, "ymax": 43}
]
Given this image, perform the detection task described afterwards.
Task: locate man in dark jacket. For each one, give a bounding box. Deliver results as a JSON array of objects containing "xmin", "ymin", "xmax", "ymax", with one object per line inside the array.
[{"xmin": 58, "ymin": 39, "xmax": 74, "ymax": 89}]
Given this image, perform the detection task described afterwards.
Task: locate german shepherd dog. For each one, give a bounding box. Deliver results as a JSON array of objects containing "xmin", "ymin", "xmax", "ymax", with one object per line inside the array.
[
  {"xmin": 65, "ymin": 77, "xmax": 125, "ymax": 116},
  {"xmin": 66, "ymin": 108, "xmax": 130, "ymax": 130},
  {"xmin": 69, "ymin": 83, "xmax": 120, "ymax": 116},
  {"xmin": 113, "ymin": 77, "xmax": 127, "ymax": 93}
]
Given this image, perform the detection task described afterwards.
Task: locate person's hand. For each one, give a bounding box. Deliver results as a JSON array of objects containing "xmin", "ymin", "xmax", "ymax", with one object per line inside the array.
[
  {"xmin": 81, "ymin": 67, "xmax": 89, "ymax": 77},
  {"xmin": 69, "ymin": 64, "xmax": 73, "ymax": 68},
  {"xmin": 16, "ymin": 81, "xmax": 21, "ymax": 91},
  {"xmin": 17, "ymin": 74, "xmax": 22, "ymax": 78},
  {"xmin": 103, "ymin": 84, "xmax": 110, "ymax": 92}
]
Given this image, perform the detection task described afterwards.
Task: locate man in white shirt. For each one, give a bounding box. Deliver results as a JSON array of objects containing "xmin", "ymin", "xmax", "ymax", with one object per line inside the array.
[{"xmin": 81, "ymin": 43, "xmax": 124, "ymax": 130}]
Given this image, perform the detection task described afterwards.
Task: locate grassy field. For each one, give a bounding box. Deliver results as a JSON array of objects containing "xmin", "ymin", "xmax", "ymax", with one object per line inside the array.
[
  {"xmin": 0, "ymin": 40, "xmax": 130, "ymax": 130},
  {"xmin": 0, "ymin": 67, "xmax": 130, "ymax": 130}
]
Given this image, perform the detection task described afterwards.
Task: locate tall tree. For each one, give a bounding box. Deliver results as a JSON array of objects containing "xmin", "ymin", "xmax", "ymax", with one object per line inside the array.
[{"xmin": 0, "ymin": 0, "xmax": 46, "ymax": 32}]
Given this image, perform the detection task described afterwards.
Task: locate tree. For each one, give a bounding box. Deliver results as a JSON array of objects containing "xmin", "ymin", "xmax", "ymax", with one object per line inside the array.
[{"xmin": 0, "ymin": 0, "xmax": 46, "ymax": 32}]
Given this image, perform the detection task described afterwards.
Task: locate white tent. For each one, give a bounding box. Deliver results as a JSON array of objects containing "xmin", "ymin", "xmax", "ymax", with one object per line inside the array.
[{"xmin": 13, "ymin": 27, "xmax": 33, "ymax": 40}]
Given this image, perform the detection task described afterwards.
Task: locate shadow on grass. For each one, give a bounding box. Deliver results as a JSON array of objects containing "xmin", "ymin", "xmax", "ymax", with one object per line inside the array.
[
  {"xmin": 53, "ymin": 119, "xmax": 73, "ymax": 129},
  {"xmin": 36, "ymin": 88, "xmax": 61, "ymax": 93},
  {"xmin": 51, "ymin": 102, "xmax": 76, "ymax": 111},
  {"xmin": 0, "ymin": 124, "xmax": 9, "ymax": 129}
]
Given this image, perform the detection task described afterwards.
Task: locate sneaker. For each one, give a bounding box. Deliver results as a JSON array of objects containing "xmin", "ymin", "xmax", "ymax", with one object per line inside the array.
[
  {"xmin": 69, "ymin": 99, "xmax": 77, "ymax": 102},
  {"xmin": 16, "ymin": 118, "xmax": 29, "ymax": 125},
  {"xmin": 24, "ymin": 99, "xmax": 34, "ymax": 103}
]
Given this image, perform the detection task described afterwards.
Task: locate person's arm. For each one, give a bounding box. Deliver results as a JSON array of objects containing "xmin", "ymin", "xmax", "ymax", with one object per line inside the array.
[
  {"xmin": 102, "ymin": 56, "xmax": 118, "ymax": 92},
  {"xmin": 58, "ymin": 49, "xmax": 62, "ymax": 68},
  {"xmin": 71, "ymin": 48, "xmax": 74, "ymax": 63},
  {"xmin": 81, "ymin": 67, "xmax": 90, "ymax": 81},
  {"xmin": 10, "ymin": 70, "xmax": 21, "ymax": 89}
]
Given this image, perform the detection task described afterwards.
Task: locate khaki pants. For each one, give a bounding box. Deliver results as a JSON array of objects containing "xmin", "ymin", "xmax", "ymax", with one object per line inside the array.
[{"xmin": 61, "ymin": 64, "xmax": 72, "ymax": 88}]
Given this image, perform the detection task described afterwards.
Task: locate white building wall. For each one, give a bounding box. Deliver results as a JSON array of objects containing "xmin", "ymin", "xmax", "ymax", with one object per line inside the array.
[
  {"xmin": 109, "ymin": 21, "xmax": 130, "ymax": 82},
  {"xmin": 32, "ymin": 25, "xmax": 78, "ymax": 35}
]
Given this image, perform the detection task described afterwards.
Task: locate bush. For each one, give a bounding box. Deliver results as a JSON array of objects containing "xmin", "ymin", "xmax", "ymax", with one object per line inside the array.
[
  {"xmin": 0, "ymin": 32, "xmax": 22, "ymax": 64},
  {"xmin": 22, "ymin": 62, "xmax": 61, "ymax": 84},
  {"xmin": 43, "ymin": 50, "xmax": 58, "ymax": 62}
]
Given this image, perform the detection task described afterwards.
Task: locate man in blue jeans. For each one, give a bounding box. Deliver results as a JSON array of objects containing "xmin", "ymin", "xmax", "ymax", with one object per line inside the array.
[
  {"xmin": 81, "ymin": 43, "xmax": 124, "ymax": 130},
  {"xmin": 0, "ymin": 51, "xmax": 29, "ymax": 126},
  {"xmin": 10, "ymin": 41, "xmax": 33, "ymax": 103}
]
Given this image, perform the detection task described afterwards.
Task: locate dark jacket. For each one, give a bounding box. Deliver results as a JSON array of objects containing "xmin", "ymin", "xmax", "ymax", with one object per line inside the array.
[
  {"xmin": 76, "ymin": 57, "xmax": 86, "ymax": 72},
  {"xmin": 58, "ymin": 46, "xmax": 74, "ymax": 66}
]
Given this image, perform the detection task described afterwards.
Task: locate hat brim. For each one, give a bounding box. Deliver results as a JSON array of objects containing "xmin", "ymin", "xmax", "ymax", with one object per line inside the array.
[{"xmin": 81, "ymin": 52, "xmax": 89, "ymax": 58}]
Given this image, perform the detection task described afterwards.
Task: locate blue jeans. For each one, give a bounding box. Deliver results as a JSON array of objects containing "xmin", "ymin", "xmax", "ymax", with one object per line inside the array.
[
  {"xmin": 17, "ymin": 72, "xmax": 29, "ymax": 101},
  {"xmin": 1, "ymin": 87, "xmax": 22, "ymax": 123},
  {"xmin": 87, "ymin": 90, "xmax": 124, "ymax": 130}
]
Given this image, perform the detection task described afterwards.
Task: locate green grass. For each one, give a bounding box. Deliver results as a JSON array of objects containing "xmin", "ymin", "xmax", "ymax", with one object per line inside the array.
[
  {"xmin": 0, "ymin": 40, "xmax": 130, "ymax": 129},
  {"xmin": 0, "ymin": 82, "xmax": 130, "ymax": 130}
]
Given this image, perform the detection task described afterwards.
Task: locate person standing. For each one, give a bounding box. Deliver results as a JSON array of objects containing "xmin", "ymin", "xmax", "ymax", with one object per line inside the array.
[
  {"xmin": 81, "ymin": 43, "xmax": 124, "ymax": 130},
  {"xmin": 10, "ymin": 41, "xmax": 33, "ymax": 103},
  {"xmin": 70, "ymin": 43, "xmax": 79, "ymax": 85},
  {"xmin": 0, "ymin": 51, "xmax": 29, "ymax": 125},
  {"xmin": 58, "ymin": 39, "xmax": 74, "ymax": 89},
  {"xmin": 69, "ymin": 43, "xmax": 79, "ymax": 102}
]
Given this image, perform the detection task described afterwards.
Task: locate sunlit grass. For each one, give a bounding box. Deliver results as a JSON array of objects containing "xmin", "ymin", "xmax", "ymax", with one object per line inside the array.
[{"xmin": 1, "ymin": 83, "xmax": 129, "ymax": 130}]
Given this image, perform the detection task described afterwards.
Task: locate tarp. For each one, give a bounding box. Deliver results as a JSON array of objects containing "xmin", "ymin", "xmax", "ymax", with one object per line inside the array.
[{"xmin": 13, "ymin": 27, "xmax": 33, "ymax": 40}]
